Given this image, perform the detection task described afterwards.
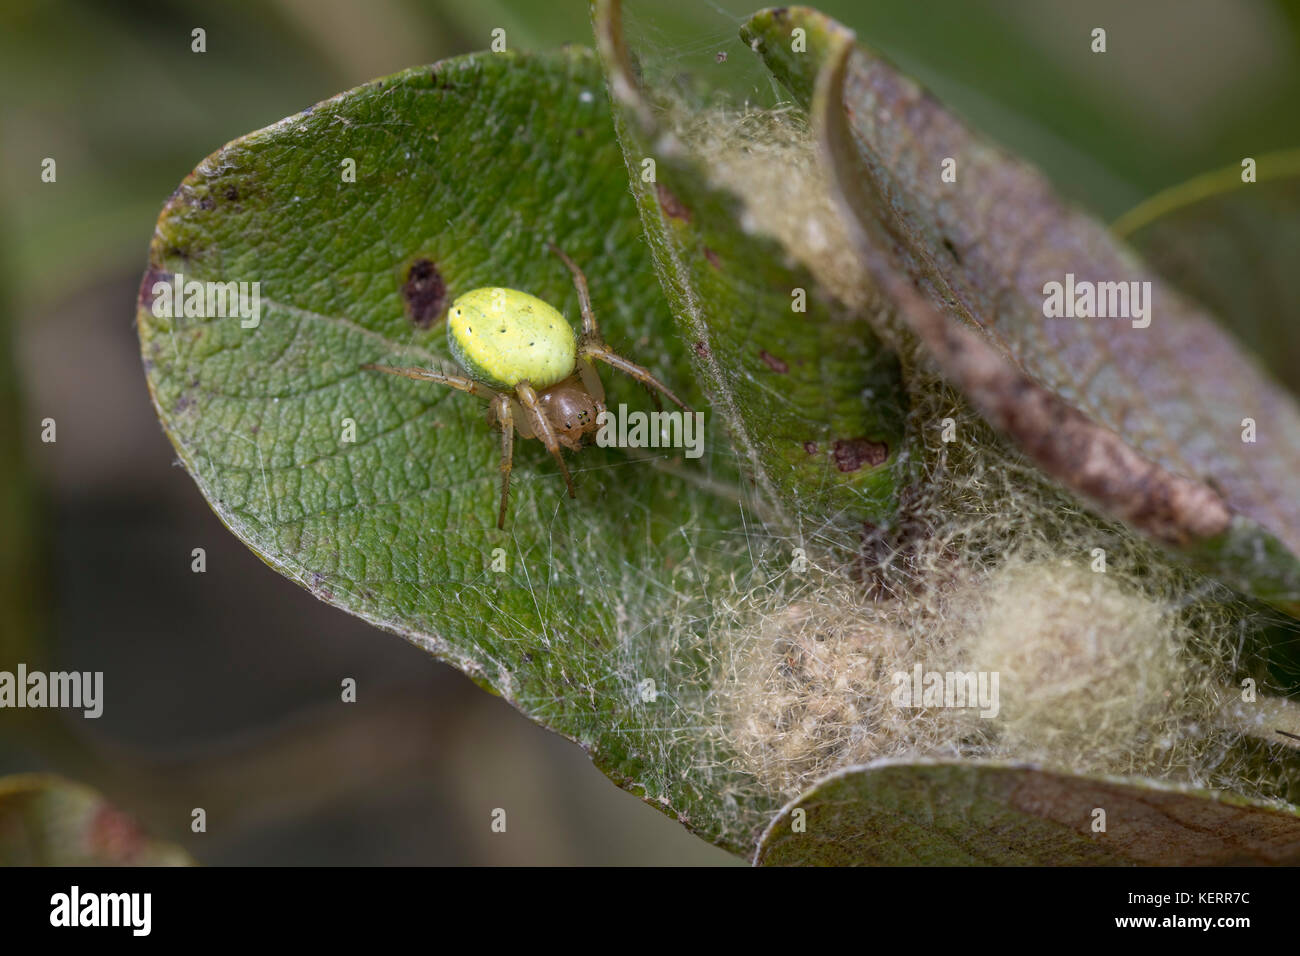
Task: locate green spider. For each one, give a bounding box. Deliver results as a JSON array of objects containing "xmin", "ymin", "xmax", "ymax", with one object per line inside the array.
[{"xmin": 363, "ymin": 245, "xmax": 690, "ymax": 529}]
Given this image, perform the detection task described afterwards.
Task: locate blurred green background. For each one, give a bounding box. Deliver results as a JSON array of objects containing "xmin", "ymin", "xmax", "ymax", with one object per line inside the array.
[{"xmin": 2, "ymin": 0, "xmax": 1298, "ymax": 864}]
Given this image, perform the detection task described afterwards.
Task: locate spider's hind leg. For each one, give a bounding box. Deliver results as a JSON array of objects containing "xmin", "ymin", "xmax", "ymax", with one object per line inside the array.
[{"xmin": 360, "ymin": 364, "xmax": 492, "ymax": 399}]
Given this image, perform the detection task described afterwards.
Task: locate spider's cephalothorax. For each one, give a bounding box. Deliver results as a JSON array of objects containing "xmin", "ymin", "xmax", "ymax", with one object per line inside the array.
[{"xmin": 362, "ymin": 245, "xmax": 689, "ymax": 528}]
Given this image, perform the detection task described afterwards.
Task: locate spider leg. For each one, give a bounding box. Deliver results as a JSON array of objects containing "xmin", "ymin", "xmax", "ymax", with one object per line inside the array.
[
  {"xmin": 361, "ymin": 364, "xmax": 492, "ymax": 399},
  {"xmin": 549, "ymin": 246, "xmax": 691, "ymax": 413},
  {"xmin": 515, "ymin": 382, "xmax": 577, "ymax": 498},
  {"xmin": 492, "ymin": 392, "xmax": 514, "ymax": 529},
  {"xmin": 549, "ymin": 242, "xmax": 598, "ymax": 339},
  {"xmin": 577, "ymin": 342, "xmax": 691, "ymax": 413}
]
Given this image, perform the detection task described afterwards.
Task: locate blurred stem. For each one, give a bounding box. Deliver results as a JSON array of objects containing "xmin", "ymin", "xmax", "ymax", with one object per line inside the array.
[{"xmin": 1112, "ymin": 147, "xmax": 1300, "ymax": 237}]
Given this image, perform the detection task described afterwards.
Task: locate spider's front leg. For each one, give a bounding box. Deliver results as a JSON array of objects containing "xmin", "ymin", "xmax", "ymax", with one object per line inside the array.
[
  {"xmin": 515, "ymin": 382, "xmax": 577, "ymax": 499},
  {"xmin": 548, "ymin": 242, "xmax": 599, "ymax": 340},
  {"xmin": 578, "ymin": 342, "xmax": 690, "ymax": 413},
  {"xmin": 549, "ymin": 243, "xmax": 692, "ymax": 413}
]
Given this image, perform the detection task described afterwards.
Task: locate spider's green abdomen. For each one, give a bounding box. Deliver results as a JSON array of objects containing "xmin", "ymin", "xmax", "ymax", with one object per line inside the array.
[{"xmin": 447, "ymin": 287, "xmax": 576, "ymax": 390}]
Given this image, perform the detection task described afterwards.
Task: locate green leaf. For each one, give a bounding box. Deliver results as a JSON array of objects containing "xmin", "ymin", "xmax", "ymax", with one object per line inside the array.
[
  {"xmin": 592, "ymin": 0, "xmax": 908, "ymax": 537},
  {"xmin": 756, "ymin": 760, "xmax": 1300, "ymax": 866},
  {"xmin": 742, "ymin": 6, "xmax": 1300, "ymax": 618},
  {"xmin": 0, "ymin": 775, "xmax": 191, "ymax": 866},
  {"xmin": 137, "ymin": 48, "xmax": 782, "ymax": 855}
]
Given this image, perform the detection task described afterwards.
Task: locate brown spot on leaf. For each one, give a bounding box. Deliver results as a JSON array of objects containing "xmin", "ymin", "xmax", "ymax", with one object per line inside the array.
[
  {"xmin": 693, "ymin": 341, "xmax": 710, "ymax": 358},
  {"xmin": 803, "ymin": 441, "xmax": 818, "ymax": 455},
  {"xmin": 429, "ymin": 66, "xmax": 464, "ymax": 91},
  {"xmin": 224, "ymin": 186, "xmax": 239, "ymax": 202},
  {"xmin": 832, "ymin": 437, "xmax": 888, "ymax": 472},
  {"xmin": 402, "ymin": 258, "xmax": 447, "ymax": 329},
  {"xmin": 759, "ymin": 349, "xmax": 789, "ymax": 373},
  {"xmin": 656, "ymin": 182, "xmax": 691, "ymax": 222},
  {"xmin": 702, "ymin": 246, "xmax": 721, "ymax": 268},
  {"xmin": 309, "ymin": 571, "xmax": 335, "ymax": 602},
  {"xmin": 137, "ymin": 266, "xmax": 172, "ymax": 311}
]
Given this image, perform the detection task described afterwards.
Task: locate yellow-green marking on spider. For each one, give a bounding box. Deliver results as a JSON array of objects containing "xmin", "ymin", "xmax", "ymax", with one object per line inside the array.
[{"xmin": 447, "ymin": 287, "xmax": 577, "ymax": 390}]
